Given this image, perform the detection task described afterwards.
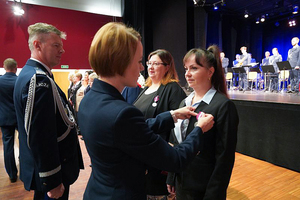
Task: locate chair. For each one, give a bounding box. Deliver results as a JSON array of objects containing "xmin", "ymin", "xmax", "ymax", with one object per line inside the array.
[
  {"xmin": 247, "ymin": 71, "xmax": 258, "ymax": 90},
  {"xmin": 279, "ymin": 70, "xmax": 290, "ymax": 92},
  {"xmin": 225, "ymin": 72, "xmax": 233, "ymax": 90}
]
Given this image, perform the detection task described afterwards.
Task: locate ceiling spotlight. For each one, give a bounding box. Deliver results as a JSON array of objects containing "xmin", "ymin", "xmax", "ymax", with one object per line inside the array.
[
  {"xmin": 293, "ymin": 6, "xmax": 299, "ymax": 14},
  {"xmin": 13, "ymin": 4, "xmax": 24, "ymax": 16},
  {"xmin": 244, "ymin": 10, "xmax": 249, "ymax": 18},
  {"xmin": 256, "ymin": 18, "xmax": 260, "ymax": 24},
  {"xmin": 260, "ymin": 15, "xmax": 265, "ymax": 22},
  {"xmin": 193, "ymin": 0, "xmax": 205, "ymax": 7},
  {"xmin": 213, "ymin": 4, "xmax": 218, "ymax": 10},
  {"xmin": 289, "ymin": 20, "xmax": 296, "ymax": 27}
]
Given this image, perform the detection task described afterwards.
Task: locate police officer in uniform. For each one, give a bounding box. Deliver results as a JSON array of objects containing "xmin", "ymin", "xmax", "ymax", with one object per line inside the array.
[
  {"xmin": 0, "ymin": 58, "xmax": 18, "ymax": 183},
  {"xmin": 14, "ymin": 23, "xmax": 83, "ymax": 200}
]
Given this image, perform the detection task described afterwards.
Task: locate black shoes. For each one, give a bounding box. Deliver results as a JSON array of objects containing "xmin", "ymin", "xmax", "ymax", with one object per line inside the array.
[{"xmin": 10, "ymin": 176, "xmax": 17, "ymax": 183}]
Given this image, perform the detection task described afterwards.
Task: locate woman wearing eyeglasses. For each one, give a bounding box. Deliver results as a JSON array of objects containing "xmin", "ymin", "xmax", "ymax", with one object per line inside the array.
[
  {"xmin": 166, "ymin": 46, "xmax": 239, "ymax": 200},
  {"xmin": 134, "ymin": 49, "xmax": 187, "ymax": 200}
]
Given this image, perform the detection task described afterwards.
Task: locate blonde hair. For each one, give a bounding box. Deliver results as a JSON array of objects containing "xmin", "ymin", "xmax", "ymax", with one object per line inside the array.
[
  {"xmin": 89, "ymin": 22, "xmax": 141, "ymax": 77},
  {"xmin": 28, "ymin": 22, "xmax": 66, "ymax": 51},
  {"xmin": 3, "ymin": 58, "xmax": 17, "ymax": 71},
  {"xmin": 145, "ymin": 49, "xmax": 179, "ymax": 87}
]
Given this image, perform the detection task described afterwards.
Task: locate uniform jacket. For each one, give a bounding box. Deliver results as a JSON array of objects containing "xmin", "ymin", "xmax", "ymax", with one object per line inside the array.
[
  {"xmin": 167, "ymin": 92, "xmax": 239, "ymax": 200},
  {"xmin": 78, "ymin": 79, "xmax": 205, "ymax": 200},
  {"xmin": 287, "ymin": 45, "xmax": 300, "ymax": 68},
  {"xmin": 14, "ymin": 59, "xmax": 83, "ymax": 192},
  {"xmin": 0, "ymin": 72, "xmax": 17, "ymax": 126}
]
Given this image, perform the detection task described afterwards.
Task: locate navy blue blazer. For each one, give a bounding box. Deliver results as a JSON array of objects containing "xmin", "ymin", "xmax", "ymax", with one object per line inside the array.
[
  {"xmin": 0, "ymin": 72, "xmax": 17, "ymax": 127},
  {"xmin": 78, "ymin": 79, "xmax": 205, "ymax": 200},
  {"xmin": 287, "ymin": 45, "xmax": 300, "ymax": 68},
  {"xmin": 167, "ymin": 92, "xmax": 239, "ymax": 199},
  {"xmin": 14, "ymin": 59, "xmax": 83, "ymax": 192}
]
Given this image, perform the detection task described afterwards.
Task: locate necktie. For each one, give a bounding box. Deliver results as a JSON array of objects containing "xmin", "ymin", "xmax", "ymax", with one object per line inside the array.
[{"xmin": 180, "ymin": 119, "xmax": 189, "ymax": 140}]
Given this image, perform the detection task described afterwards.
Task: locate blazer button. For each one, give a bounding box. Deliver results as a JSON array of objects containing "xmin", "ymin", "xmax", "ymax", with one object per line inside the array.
[{"xmin": 43, "ymin": 182, "xmax": 47, "ymax": 186}]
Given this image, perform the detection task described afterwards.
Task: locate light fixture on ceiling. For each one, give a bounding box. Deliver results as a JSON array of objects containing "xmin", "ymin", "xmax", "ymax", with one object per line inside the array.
[
  {"xmin": 289, "ymin": 19, "xmax": 296, "ymax": 27},
  {"xmin": 13, "ymin": 0, "xmax": 24, "ymax": 16},
  {"xmin": 260, "ymin": 15, "xmax": 265, "ymax": 22},
  {"xmin": 256, "ymin": 18, "xmax": 260, "ymax": 24},
  {"xmin": 213, "ymin": 4, "xmax": 219, "ymax": 10},
  {"xmin": 292, "ymin": 6, "xmax": 299, "ymax": 14},
  {"xmin": 193, "ymin": 0, "xmax": 206, "ymax": 7},
  {"xmin": 244, "ymin": 10, "xmax": 249, "ymax": 18}
]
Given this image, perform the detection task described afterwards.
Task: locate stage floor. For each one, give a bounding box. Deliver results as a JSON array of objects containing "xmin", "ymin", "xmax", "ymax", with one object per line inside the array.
[{"xmin": 228, "ymin": 90, "xmax": 300, "ymax": 105}]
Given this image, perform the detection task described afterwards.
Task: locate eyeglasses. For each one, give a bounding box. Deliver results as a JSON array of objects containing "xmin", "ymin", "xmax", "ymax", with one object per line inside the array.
[{"xmin": 146, "ymin": 61, "xmax": 166, "ymax": 67}]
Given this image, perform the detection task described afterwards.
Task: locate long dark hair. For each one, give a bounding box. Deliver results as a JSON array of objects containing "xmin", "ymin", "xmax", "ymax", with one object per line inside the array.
[{"xmin": 183, "ymin": 45, "xmax": 228, "ymax": 97}]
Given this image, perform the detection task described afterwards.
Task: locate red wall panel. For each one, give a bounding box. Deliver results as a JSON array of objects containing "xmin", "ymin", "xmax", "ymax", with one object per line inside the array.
[{"xmin": 0, "ymin": 1, "xmax": 120, "ymax": 69}]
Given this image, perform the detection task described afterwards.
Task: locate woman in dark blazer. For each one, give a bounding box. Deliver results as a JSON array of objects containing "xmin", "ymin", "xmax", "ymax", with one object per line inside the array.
[
  {"xmin": 134, "ymin": 49, "xmax": 186, "ymax": 199},
  {"xmin": 78, "ymin": 22, "xmax": 215, "ymax": 200},
  {"xmin": 167, "ymin": 46, "xmax": 239, "ymax": 200}
]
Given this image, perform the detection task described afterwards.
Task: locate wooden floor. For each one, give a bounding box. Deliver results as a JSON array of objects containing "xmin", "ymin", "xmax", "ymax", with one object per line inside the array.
[{"xmin": 1, "ymin": 133, "xmax": 300, "ymax": 199}]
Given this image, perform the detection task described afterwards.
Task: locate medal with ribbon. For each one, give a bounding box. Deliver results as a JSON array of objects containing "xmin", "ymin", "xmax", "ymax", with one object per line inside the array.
[
  {"xmin": 194, "ymin": 111, "xmax": 204, "ymax": 127},
  {"xmin": 152, "ymin": 95, "xmax": 159, "ymax": 107}
]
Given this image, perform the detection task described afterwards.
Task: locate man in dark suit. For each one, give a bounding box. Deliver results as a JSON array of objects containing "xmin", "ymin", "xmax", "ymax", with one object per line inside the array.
[
  {"xmin": 14, "ymin": 22, "xmax": 83, "ymax": 200},
  {"xmin": 220, "ymin": 52, "xmax": 229, "ymax": 73},
  {"xmin": 287, "ymin": 37, "xmax": 300, "ymax": 92},
  {"xmin": 0, "ymin": 58, "xmax": 18, "ymax": 183}
]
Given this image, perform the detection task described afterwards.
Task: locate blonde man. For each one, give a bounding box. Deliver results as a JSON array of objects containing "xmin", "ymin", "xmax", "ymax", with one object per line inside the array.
[{"xmin": 14, "ymin": 22, "xmax": 83, "ymax": 200}]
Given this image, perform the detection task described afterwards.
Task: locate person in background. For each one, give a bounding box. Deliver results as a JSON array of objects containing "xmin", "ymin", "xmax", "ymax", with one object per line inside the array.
[
  {"xmin": 232, "ymin": 54, "xmax": 241, "ymax": 88},
  {"xmin": 0, "ymin": 58, "xmax": 18, "ymax": 183},
  {"xmin": 121, "ymin": 73, "xmax": 145, "ymax": 104},
  {"xmin": 78, "ymin": 22, "xmax": 214, "ymax": 200},
  {"xmin": 220, "ymin": 52, "xmax": 229, "ymax": 74},
  {"xmin": 266, "ymin": 48, "xmax": 283, "ymax": 92},
  {"xmin": 84, "ymin": 72, "xmax": 98, "ymax": 95},
  {"xmin": 13, "ymin": 22, "xmax": 83, "ymax": 200},
  {"xmin": 83, "ymin": 71, "xmax": 94, "ymax": 95},
  {"xmin": 69, "ymin": 72, "xmax": 82, "ymax": 109},
  {"xmin": 167, "ymin": 46, "xmax": 239, "ymax": 200},
  {"xmin": 239, "ymin": 46, "xmax": 251, "ymax": 90},
  {"xmin": 233, "ymin": 54, "xmax": 240, "ymax": 67},
  {"xmin": 269, "ymin": 48, "xmax": 282, "ymax": 73},
  {"xmin": 287, "ymin": 37, "xmax": 300, "ymax": 93},
  {"xmin": 249, "ymin": 53, "xmax": 257, "ymax": 64},
  {"xmin": 133, "ymin": 49, "xmax": 187, "ymax": 199},
  {"xmin": 67, "ymin": 72, "xmax": 75, "ymax": 99},
  {"xmin": 262, "ymin": 51, "xmax": 270, "ymax": 66}
]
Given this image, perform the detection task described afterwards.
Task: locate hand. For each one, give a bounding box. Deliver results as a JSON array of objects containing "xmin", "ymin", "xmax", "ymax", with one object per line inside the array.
[
  {"xmin": 167, "ymin": 184, "xmax": 176, "ymax": 194},
  {"xmin": 47, "ymin": 183, "xmax": 65, "ymax": 199},
  {"xmin": 172, "ymin": 106, "xmax": 197, "ymax": 120},
  {"xmin": 196, "ymin": 113, "xmax": 214, "ymax": 133}
]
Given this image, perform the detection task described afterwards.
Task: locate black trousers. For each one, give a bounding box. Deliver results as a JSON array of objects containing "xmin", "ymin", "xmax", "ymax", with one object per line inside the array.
[{"xmin": 1, "ymin": 126, "xmax": 18, "ymax": 179}]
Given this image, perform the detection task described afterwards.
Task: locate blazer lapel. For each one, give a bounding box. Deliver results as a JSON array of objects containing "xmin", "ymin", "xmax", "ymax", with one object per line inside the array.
[
  {"xmin": 144, "ymin": 84, "xmax": 166, "ymax": 119},
  {"xmin": 186, "ymin": 101, "xmax": 208, "ymax": 137}
]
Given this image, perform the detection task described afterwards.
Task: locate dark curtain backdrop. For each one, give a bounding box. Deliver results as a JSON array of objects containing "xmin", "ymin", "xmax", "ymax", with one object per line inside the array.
[{"xmin": 124, "ymin": 0, "xmax": 300, "ymax": 86}]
